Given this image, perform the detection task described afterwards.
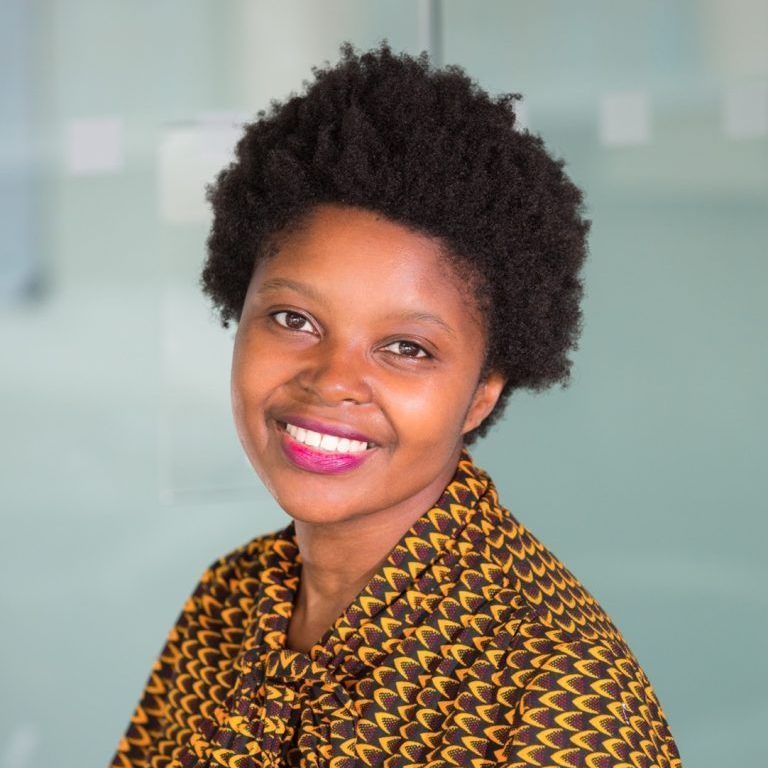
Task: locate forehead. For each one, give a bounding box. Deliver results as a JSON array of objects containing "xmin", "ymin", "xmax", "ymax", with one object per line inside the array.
[{"xmin": 250, "ymin": 203, "xmax": 483, "ymax": 326}]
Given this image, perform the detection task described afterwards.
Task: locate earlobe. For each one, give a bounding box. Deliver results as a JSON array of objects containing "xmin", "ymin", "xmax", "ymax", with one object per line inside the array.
[{"xmin": 462, "ymin": 370, "xmax": 507, "ymax": 435}]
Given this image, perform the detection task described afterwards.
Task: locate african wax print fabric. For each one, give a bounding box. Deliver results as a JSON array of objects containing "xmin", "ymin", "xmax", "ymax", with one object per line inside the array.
[{"xmin": 110, "ymin": 447, "xmax": 682, "ymax": 768}]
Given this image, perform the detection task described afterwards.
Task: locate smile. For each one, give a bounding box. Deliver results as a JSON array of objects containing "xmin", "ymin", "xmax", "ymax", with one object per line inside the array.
[
  {"xmin": 276, "ymin": 420, "xmax": 377, "ymax": 475},
  {"xmin": 283, "ymin": 421, "xmax": 372, "ymax": 453}
]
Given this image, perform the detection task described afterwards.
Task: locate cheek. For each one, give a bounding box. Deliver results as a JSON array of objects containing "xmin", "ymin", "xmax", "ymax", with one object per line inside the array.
[
  {"xmin": 232, "ymin": 329, "xmax": 287, "ymax": 393},
  {"xmin": 381, "ymin": 370, "xmax": 472, "ymax": 442},
  {"xmin": 230, "ymin": 338, "xmax": 256, "ymax": 409},
  {"xmin": 230, "ymin": 333, "xmax": 295, "ymax": 460},
  {"xmin": 230, "ymin": 333, "xmax": 283, "ymax": 429}
]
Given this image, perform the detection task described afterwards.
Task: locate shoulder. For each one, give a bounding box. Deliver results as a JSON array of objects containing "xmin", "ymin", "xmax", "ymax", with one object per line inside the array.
[
  {"xmin": 492, "ymin": 504, "xmax": 627, "ymax": 645},
  {"xmin": 497, "ymin": 620, "xmax": 682, "ymax": 767},
  {"xmin": 180, "ymin": 526, "xmax": 285, "ymax": 617},
  {"xmin": 491, "ymin": 502, "xmax": 654, "ymax": 700},
  {"xmin": 488, "ymin": 508, "xmax": 682, "ymax": 766}
]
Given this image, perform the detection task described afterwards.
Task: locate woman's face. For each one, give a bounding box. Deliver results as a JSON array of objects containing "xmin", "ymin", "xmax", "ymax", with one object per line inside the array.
[{"xmin": 231, "ymin": 203, "xmax": 506, "ymax": 525}]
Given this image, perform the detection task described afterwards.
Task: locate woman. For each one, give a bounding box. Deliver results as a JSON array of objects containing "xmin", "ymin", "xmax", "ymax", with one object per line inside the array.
[{"xmin": 111, "ymin": 41, "xmax": 682, "ymax": 768}]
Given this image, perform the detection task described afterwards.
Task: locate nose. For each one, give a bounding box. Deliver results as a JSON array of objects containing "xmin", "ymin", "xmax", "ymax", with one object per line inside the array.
[{"xmin": 295, "ymin": 338, "xmax": 372, "ymax": 405}]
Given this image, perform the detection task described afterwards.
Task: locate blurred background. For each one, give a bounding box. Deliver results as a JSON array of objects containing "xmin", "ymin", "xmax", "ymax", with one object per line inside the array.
[{"xmin": 1, "ymin": 1, "xmax": 766, "ymax": 765}]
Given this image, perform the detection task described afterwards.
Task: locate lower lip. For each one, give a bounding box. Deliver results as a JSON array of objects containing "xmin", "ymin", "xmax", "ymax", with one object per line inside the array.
[{"xmin": 277, "ymin": 422, "xmax": 377, "ymax": 475}]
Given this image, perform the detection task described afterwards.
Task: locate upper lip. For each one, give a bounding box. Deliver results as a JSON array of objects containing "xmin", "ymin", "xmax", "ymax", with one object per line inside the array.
[{"xmin": 277, "ymin": 414, "xmax": 377, "ymax": 445}]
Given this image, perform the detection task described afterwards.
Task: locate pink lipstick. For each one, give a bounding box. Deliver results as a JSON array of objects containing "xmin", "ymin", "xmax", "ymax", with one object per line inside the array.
[{"xmin": 277, "ymin": 421, "xmax": 376, "ymax": 474}]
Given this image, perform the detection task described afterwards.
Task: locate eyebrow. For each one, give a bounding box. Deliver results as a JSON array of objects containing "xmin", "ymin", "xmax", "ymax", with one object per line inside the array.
[
  {"xmin": 256, "ymin": 277, "xmax": 456, "ymax": 338},
  {"xmin": 257, "ymin": 277, "xmax": 324, "ymax": 304}
]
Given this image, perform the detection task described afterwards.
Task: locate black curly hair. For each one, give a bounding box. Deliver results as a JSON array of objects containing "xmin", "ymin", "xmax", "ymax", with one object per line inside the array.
[{"xmin": 200, "ymin": 39, "xmax": 590, "ymax": 446}]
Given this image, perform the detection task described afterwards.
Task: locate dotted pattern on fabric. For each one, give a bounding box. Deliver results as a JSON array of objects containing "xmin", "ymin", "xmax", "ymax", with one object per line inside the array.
[{"xmin": 110, "ymin": 447, "xmax": 682, "ymax": 768}]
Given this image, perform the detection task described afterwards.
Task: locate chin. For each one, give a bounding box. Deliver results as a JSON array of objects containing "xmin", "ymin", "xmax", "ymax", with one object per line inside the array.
[
  {"xmin": 268, "ymin": 471, "xmax": 372, "ymax": 518},
  {"xmin": 276, "ymin": 496, "xmax": 364, "ymax": 526}
]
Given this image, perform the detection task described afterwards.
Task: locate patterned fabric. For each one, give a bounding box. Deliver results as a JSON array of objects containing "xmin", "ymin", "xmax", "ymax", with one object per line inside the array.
[{"xmin": 110, "ymin": 447, "xmax": 682, "ymax": 768}]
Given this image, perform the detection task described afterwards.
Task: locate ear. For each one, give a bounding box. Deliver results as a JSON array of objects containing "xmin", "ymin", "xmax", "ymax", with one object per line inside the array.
[{"xmin": 461, "ymin": 370, "xmax": 508, "ymax": 436}]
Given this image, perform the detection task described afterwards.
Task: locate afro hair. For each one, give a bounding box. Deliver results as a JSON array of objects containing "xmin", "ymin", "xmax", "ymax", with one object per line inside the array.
[{"xmin": 200, "ymin": 39, "xmax": 591, "ymax": 445}]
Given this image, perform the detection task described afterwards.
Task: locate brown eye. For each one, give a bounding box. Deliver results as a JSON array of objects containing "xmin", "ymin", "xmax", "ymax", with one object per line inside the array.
[
  {"xmin": 270, "ymin": 310, "xmax": 315, "ymax": 333},
  {"xmin": 382, "ymin": 340, "xmax": 431, "ymax": 359}
]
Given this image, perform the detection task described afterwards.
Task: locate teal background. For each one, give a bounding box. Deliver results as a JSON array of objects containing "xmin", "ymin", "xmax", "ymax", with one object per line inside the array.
[{"xmin": 1, "ymin": 2, "xmax": 766, "ymax": 765}]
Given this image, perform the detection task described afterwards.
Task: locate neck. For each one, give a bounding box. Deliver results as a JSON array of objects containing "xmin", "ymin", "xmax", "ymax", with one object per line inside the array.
[{"xmin": 289, "ymin": 443, "xmax": 463, "ymax": 633}]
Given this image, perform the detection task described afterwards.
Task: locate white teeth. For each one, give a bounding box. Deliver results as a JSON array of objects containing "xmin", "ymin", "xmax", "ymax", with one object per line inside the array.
[
  {"xmin": 284, "ymin": 422, "xmax": 371, "ymax": 453},
  {"xmin": 304, "ymin": 429, "xmax": 321, "ymax": 448},
  {"xmin": 320, "ymin": 434, "xmax": 339, "ymax": 451}
]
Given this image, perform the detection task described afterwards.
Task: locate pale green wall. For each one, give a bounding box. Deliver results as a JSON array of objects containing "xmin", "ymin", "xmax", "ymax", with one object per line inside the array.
[{"xmin": 1, "ymin": 2, "xmax": 765, "ymax": 765}]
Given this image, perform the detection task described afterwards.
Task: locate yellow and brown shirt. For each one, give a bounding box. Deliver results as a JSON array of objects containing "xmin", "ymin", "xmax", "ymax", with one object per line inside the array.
[{"xmin": 111, "ymin": 447, "xmax": 682, "ymax": 768}]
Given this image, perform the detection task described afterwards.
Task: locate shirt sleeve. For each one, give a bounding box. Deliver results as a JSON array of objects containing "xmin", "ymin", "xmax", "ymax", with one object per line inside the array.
[
  {"xmin": 500, "ymin": 635, "xmax": 683, "ymax": 768},
  {"xmin": 108, "ymin": 558, "xmax": 224, "ymax": 768}
]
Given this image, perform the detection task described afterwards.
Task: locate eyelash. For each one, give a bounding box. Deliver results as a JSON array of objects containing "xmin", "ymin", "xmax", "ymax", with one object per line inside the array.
[{"xmin": 268, "ymin": 310, "xmax": 433, "ymax": 360}]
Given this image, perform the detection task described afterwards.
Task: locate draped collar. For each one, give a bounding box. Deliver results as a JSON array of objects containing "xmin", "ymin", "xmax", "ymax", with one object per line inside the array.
[{"xmin": 211, "ymin": 446, "xmax": 514, "ymax": 768}]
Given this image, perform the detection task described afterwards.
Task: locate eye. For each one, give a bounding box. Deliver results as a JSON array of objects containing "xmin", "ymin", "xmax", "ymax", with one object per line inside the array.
[
  {"xmin": 270, "ymin": 310, "xmax": 316, "ymax": 334},
  {"xmin": 382, "ymin": 340, "xmax": 432, "ymax": 359}
]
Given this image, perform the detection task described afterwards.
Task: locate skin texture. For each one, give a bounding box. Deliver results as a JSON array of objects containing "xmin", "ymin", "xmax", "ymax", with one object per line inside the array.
[{"xmin": 231, "ymin": 203, "xmax": 507, "ymax": 652}]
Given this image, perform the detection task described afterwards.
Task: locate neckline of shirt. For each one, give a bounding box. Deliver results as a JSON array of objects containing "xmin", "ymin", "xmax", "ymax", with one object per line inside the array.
[{"xmin": 236, "ymin": 446, "xmax": 506, "ymax": 682}]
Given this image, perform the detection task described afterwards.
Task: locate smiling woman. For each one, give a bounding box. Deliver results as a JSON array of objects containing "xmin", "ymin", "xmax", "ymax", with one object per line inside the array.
[
  {"xmin": 230, "ymin": 203, "xmax": 504, "ymax": 531},
  {"xmin": 110, "ymin": 41, "xmax": 682, "ymax": 768}
]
